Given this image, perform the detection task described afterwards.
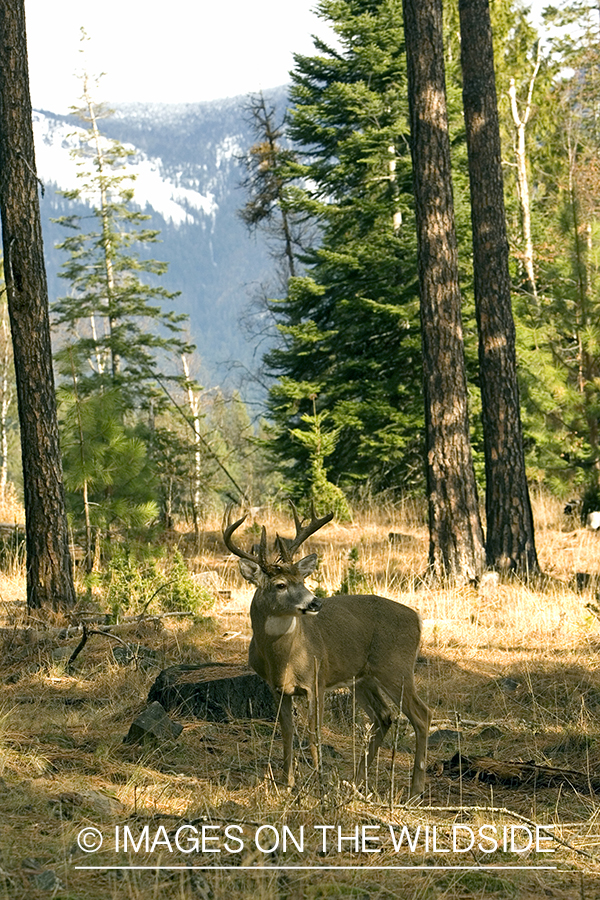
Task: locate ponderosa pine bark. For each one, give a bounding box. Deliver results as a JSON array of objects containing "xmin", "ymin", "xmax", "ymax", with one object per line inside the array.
[
  {"xmin": 0, "ymin": 0, "xmax": 76, "ymax": 609},
  {"xmin": 402, "ymin": 0, "xmax": 485, "ymax": 581},
  {"xmin": 458, "ymin": 0, "xmax": 539, "ymax": 575}
]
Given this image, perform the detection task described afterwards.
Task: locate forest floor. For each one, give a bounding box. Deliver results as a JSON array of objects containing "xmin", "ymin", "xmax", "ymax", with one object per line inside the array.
[{"xmin": 1, "ymin": 495, "xmax": 600, "ymax": 898}]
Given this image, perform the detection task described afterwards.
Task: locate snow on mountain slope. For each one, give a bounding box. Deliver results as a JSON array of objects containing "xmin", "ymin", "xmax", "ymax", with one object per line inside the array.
[
  {"xmin": 32, "ymin": 92, "xmax": 288, "ymax": 385},
  {"xmin": 33, "ymin": 110, "xmax": 218, "ymax": 226}
]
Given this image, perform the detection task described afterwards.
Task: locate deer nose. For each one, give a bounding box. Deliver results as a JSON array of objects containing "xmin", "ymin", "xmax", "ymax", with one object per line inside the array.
[{"xmin": 302, "ymin": 596, "xmax": 322, "ymax": 614}]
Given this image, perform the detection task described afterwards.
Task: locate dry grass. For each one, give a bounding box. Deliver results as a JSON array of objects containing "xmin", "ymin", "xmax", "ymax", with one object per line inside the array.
[{"xmin": 1, "ymin": 496, "xmax": 600, "ymax": 897}]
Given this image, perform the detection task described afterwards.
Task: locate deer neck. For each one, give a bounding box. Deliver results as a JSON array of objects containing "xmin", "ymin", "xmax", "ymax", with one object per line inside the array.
[
  {"xmin": 264, "ymin": 614, "xmax": 297, "ymax": 637},
  {"xmin": 251, "ymin": 612, "xmax": 305, "ymax": 694}
]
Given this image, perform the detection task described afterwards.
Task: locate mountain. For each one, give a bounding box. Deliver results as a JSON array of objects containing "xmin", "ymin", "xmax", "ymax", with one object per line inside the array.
[{"xmin": 32, "ymin": 89, "xmax": 289, "ymax": 393}]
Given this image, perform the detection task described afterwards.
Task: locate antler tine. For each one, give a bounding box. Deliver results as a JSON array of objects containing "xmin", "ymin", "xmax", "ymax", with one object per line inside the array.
[
  {"xmin": 287, "ymin": 500, "xmax": 334, "ymax": 557},
  {"xmin": 223, "ymin": 511, "xmax": 260, "ymax": 564},
  {"xmin": 290, "ymin": 501, "xmax": 303, "ymax": 536},
  {"xmin": 258, "ymin": 526, "xmax": 269, "ymax": 569},
  {"xmin": 275, "ymin": 533, "xmax": 292, "ymax": 564}
]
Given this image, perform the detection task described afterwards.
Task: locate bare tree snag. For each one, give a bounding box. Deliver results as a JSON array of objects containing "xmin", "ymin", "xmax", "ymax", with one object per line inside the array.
[{"xmin": 508, "ymin": 43, "xmax": 541, "ymax": 301}]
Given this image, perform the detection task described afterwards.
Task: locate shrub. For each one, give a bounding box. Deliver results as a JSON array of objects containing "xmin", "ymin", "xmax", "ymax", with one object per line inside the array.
[{"xmin": 101, "ymin": 546, "xmax": 213, "ymax": 619}]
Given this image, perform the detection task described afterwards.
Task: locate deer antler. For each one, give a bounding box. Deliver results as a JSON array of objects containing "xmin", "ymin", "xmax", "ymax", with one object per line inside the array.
[
  {"xmin": 223, "ymin": 510, "xmax": 269, "ymax": 569},
  {"xmin": 276, "ymin": 501, "xmax": 334, "ymax": 562}
]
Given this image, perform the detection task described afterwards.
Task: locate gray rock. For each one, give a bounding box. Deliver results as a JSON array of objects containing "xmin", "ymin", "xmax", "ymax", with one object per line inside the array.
[
  {"xmin": 474, "ymin": 725, "xmax": 504, "ymax": 741},
  {"xmin": 21, "ymin": 860, "xmax": 63, "ymax": 892},
  {"xmin": 33, "ymin": 870, "xmax": 63, "ymax": 892},
  {"xmin": 112, "ymin": 645, "xmax": 158, "ymax": 666},
  {"xmin": 51, "ymin": 790, "xmax": 125, "ymax": 819},
  {"xmin": 428, "ymin": 728, "xmax": 462, "ymax": 747},
  {"xmin": 124, "ymin": 701, "xmax": 183, "ymax": 745}
]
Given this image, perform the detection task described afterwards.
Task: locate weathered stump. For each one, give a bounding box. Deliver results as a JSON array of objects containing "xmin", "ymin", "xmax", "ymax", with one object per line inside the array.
[{"xmin": 147, "ymin": 663, "xmax": 277, "ymax": 722}]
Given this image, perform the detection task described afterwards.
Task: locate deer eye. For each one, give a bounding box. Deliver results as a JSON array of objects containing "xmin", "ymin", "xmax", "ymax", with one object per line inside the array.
[{"xmin": 274, "ymin": 581, "xmax": 287, "ymax": 591}]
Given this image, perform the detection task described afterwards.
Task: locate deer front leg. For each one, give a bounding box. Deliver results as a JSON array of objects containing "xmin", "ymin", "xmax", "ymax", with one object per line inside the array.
[
  {"xmin": 307, "ymin": 687, "xmax": 325, "ymax": 773},
  {"xmin": 277, "ymin": 692, "xmax": 295, "ymax": 788}
]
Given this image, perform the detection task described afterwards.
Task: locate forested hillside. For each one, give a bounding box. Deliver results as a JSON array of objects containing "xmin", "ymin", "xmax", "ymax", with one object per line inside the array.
[{"xmin": 34, "ymin": 91, "xmax": 286, "ymax": 386}]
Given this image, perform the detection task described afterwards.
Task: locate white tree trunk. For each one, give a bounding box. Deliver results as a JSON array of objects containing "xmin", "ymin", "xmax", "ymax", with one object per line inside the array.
[
  {"xmin": 182, "ymin": 355, "xmax": 202, "ymax": 532},
  {"xmin": 508, "ymin": 47, "xmax": 541, "ymax": 301}
]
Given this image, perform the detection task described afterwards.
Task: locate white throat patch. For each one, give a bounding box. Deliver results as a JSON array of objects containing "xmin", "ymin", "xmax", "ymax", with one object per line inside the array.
[{"xmin": 265, "ymin": 615, "xmax": 297, "ymax": 636}]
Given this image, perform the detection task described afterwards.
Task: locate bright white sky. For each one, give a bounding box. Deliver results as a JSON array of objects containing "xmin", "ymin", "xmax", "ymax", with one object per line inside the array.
[
  {"xmin": 24, "ymin": 0, "xmax": 546, "ymax": 115},
  {"xmin": 24, "ymin": 0, "xmax": 335, "ymax": 113}
]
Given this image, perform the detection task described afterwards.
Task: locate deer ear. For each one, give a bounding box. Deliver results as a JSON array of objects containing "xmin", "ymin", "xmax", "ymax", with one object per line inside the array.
[
  {"xmin": 296, "ymin": 553, "xmax": 318, "ymax": 577},
  {"xmin": 239, "ymin": 559, "xmax": 262, "ymax": 585}
]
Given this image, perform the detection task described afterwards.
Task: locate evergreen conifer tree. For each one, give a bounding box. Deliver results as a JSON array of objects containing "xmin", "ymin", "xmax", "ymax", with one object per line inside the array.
[
  {"xmin": 0, "ymin": 0, "xmax": 75, "ymax": 609},
  {"xmin": 290, "ymin": 402, "xmax": 352, "ymax": 521},
  {"xmin": 459, "ymin": 0, "xmax": 539, "ymax": 574},
  {"xmin": 53, "ymin": 73, "xmax": 192, "ymax": 411},
  {"xmin": 508, "ymin": 0, "xmax": 600, "ymax": 493},
  {"xmin": 262, "ymin": 0, "xmax": 423, "ymax": 497},
  {"xmin": 53, "ymin": 72, "xmax": 194, "ymax": 545},
  {"xmin": 541, "ymin": 1, "xmax": 600, "ymax": 482}
]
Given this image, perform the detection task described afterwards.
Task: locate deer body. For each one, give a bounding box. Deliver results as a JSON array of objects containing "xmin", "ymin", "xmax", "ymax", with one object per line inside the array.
[{"xmin": 224, "ymin": 508, "xmax": 431, "ymax": 796}]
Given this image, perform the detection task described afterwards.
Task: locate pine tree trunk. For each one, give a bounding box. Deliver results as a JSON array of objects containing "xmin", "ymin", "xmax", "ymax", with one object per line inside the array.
[
  {"xmin": 0, "ymin": 0, "xmax": 76, "ymax": 609},
  {"xmin": 0, "ymin": 298, "xmax": 12, "ymax": 499},
  {"xmin": 402, "ymin": 0, "xmax": 486, "ymax": 582},
  {"xmin": 459, "ymin": 0, "xmax": 539, "ymax": 574}
]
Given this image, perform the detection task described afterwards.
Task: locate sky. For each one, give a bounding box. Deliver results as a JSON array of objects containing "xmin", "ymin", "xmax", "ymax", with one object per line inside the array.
[
  {"xmin": 24, "ymin": 0, "xmax": 336, "ymax": 113},
  {"xmin": 24, "ymin": 0, "xmax": 547, "ymax": 115}
]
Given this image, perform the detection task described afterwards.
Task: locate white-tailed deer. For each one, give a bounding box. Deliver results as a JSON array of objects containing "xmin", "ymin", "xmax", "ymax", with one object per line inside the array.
[{"xmin": 223, "ymin": 505, "xmax": 431, "ymax": 796}]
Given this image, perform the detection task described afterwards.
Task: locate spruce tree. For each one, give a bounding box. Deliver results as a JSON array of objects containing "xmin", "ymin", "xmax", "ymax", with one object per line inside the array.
[
  {"xmin": 290, "ymin": 403, "xmax": 352, "ymax": 521},
  {"xmin": 53, "ymin": 73, "xmax": 192, "ymax": 410},
  {"xmin": 53, "ymin": 74, "xmax": 194, "ymax": 545},
  {"xmin": 542, "ymin": 0, "xmax": 600, "ymax": 482},
  {"xmin": 261, "ymin": 0, "xmax": 423, "ymax": 496},
  {"xmin": 511, "ymin": 0, "xmax": 600, "ymax": 494}
]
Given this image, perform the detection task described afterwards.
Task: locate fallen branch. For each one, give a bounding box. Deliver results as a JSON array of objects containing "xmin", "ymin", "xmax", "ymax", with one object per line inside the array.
[
  {"xmin": 67, "ymin": 626, "xmax": 137, "ymax": 672},
  {"xmin": 441, "ymin": 752, "xmax": 600, "ymax": 794}
]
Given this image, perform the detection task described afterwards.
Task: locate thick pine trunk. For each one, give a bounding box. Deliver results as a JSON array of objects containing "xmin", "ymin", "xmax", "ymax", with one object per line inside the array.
[
  {"xmin": 0, "ymin": 0, "xmax": 75, "ymax": 609},
  {"xmin": 402, "ymin": 0, "xmax": 485, "ymax": 582},
  {"xmin": 459, "ymin": 0, "xmax": 539, "ymax": 575}
]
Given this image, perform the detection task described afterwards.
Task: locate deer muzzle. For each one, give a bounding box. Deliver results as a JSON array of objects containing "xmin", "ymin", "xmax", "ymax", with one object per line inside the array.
[{"xmin": 301, "ymin": 596, "xmax": 322, "ymax": 615}]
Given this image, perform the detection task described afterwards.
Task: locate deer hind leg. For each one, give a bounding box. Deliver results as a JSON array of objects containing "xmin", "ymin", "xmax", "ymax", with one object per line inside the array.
[
  {"xmin": 401, "ymin": 682, "xmax": 431, "ymax": 797},
  {"xmin": 353, "ymin": 679, "xmax": 393, "ymax": 787}
]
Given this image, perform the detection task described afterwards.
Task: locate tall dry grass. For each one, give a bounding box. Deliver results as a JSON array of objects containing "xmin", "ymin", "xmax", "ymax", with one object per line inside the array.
[{"xmin": 0, "ymin": 493, "xmax": 599, "ymax": 897}]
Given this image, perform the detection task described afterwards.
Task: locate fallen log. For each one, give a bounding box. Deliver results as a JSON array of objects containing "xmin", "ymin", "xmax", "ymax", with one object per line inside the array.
[{"xmin": 441, "ymin": 751, "xmax": 600, "ymax": 793}]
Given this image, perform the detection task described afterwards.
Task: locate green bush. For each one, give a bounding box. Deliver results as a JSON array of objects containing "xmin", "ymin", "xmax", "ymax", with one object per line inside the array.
[
  {"xmin": 101, "ymin": 546, "xmax": 214, "ymax": 619},
  {"xmin": 159, "ymin": 551, "xmax": 213, "ymax": 614},
  {"xmin": 338, "ymin": 546, "xmax": 368, "ymax": 595}
]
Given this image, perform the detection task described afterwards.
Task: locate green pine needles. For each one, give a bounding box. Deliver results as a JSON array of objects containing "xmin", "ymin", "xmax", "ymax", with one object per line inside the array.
[
  {"xmin": 255, "ymin": 0, "xmax": 424, "ymax": 497},
  {"xmin": 52, "ymin": 71, "xmax": 194, "ymax": 553},
  {"xmin": 52, "ymin": 72, "xmax": 192, "ymax": 410},
  {"xmin": 290, "ymin": 403, "xmax": 352, "ymax": 522}
]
